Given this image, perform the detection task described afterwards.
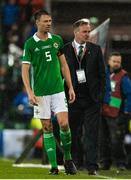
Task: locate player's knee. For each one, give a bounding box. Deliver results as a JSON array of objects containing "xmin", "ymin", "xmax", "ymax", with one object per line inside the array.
[
  {"xmin": 43, "ymin": 124, "xmax": 53, "ymax": 133},
  {"xmin": 59, "ymin": 122, "xmax": 69, "ymax": 131}
]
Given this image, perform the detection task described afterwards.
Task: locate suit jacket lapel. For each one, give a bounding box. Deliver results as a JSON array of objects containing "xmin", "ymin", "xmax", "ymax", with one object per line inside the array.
[{"xmin": 82, "ymin": 42, "xmax": 91, "ymax": 67}]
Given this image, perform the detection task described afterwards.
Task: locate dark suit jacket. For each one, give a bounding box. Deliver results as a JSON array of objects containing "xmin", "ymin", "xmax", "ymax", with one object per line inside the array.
[{"xmin": 63, "ymin": 41, "xmax": 106, "ymax": 103}]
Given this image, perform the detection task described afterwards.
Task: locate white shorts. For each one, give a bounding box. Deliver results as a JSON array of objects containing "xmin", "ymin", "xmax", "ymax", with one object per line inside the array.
[{"xmin": 34, "ymin": 91, "xmax": 68, "ymax": 119}]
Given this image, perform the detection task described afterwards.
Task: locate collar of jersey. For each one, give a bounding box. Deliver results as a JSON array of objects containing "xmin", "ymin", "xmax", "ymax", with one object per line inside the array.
[{"xmin": 33, "ymin": 32, "xmax": 52, "ymax": 42}]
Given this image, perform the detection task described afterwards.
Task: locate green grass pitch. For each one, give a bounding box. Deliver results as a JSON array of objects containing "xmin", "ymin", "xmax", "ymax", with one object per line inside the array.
[{"xmin": 0, "ymin": 158, "xmax": 131, "ymax": 179}]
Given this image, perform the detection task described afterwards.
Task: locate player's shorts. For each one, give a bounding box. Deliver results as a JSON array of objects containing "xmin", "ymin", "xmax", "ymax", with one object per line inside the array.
[{"xmin": 34, "ymin": 91, "xmax": 68, "ymax": 119}]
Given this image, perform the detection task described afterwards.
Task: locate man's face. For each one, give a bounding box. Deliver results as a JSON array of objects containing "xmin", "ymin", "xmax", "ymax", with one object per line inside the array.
[
  {"xmin": 74, "ymin": 24, "xmax": 91, "ymax": 43},
  {"xmin": 108, "ymin": 55, "xmax": 122, "ymax": 70},
  {"xmin": 36, "ymin": 15, "xmax": 52, "ymax": 33}
]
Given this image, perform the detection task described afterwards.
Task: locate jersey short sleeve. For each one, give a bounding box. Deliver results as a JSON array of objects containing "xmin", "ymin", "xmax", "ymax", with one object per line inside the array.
[
  {"xmin": 22, "ymin": 40, "xmax": 31, "ymax": 64},
  {"xmin": 57, "ymin": 35, "xmax": 64, "ymax": 56}
]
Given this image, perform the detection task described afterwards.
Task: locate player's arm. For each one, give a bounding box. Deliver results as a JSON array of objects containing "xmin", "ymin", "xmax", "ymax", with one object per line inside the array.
[
  {"xmin": 59, "ymin": 54, "xmax": 75, "ymax": 103},
  {"xmin": 22, "ymin": 63, "xmax": 38, "ymax": 105}
]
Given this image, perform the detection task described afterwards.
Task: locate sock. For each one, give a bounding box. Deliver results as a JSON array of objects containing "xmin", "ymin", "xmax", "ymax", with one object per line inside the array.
[
  {"xmin": 43, "ymin": 132, "xmax": 57, "ymax": 168},
  {"xmin": 60, "ymin": 128, "xmax": 72, "ymax": 160}
]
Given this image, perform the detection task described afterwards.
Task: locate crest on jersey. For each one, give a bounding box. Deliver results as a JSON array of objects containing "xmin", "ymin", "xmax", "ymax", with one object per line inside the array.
[{"xmin": 53, "ymin": 42, "xmax": 58, "ymax": 48}]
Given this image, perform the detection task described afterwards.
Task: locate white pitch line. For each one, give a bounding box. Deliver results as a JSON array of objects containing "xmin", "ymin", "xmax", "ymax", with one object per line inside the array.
[
  {"xmin": 13, "ymin": 163, "xmax": 117, "ymax": 179},
  {"xmin": 13, "ymin": 163, "xmax": 64, "ymax": 170},
  {"xmin": 95, "ymin": 175, "xmax": 116, "ymax": 179}
]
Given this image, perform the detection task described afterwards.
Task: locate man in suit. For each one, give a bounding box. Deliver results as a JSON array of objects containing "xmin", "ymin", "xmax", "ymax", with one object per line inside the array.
[{"xmin": 63, "ymin": 18, "xmax": 106, "ymax": 175}]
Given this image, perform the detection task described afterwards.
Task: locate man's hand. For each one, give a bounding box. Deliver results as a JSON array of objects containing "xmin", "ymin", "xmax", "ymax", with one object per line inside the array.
[
  {"xmin": 28, "ymin": 90, "xmax": 38, "ymax": 106},
  {"xmin": 68, "ymin": 87, "xmax": 75, "ymax": 103}
]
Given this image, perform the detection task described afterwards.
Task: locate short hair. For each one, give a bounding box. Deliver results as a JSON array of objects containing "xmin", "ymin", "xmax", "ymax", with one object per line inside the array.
[
  {"xmin": 109, "ymin": 51, "xmax": 121, "ymax": 59},
  {"xmin": 73, "ymin": 18, "xmax": 90, "ymax": 30},
  {"xmin": 33, "ymin": 9, "xmax": 51, "ymax": 21}
]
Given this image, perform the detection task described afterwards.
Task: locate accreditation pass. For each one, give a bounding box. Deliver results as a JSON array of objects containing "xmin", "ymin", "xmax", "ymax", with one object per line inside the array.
[{"xmin": 76, "ymin": 69, "xmax": 86, "ymax": 83}]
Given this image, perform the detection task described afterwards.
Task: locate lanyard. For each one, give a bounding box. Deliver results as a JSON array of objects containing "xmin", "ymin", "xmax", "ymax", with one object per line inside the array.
[{"xmin": 72, "ymin": 42, "xmax": 86, "ymax": 69}]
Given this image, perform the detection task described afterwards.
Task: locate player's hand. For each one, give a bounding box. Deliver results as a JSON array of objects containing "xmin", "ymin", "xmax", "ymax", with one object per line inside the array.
[
  {"xmin": 28, "ymin": 91, "xmax": 38, "ymax": 106},
  {"xmin": 68, "ymin": 87, "xmax": 75, "ymax": 103}
]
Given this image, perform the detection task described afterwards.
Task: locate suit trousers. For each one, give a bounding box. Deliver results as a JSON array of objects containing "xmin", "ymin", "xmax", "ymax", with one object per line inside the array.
[{"xmin": 68, "ymin": 96, "xmax": 101, "ymax": 170}]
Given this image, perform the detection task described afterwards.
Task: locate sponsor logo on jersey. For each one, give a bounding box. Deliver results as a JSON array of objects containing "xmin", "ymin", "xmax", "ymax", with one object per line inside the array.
[
  {"xmin": 53, "ymin": 42, "xmax": 59, "ymax": 48},
  {"xmin": 42, "ymin": 45, "xmax": 52, "ymax": 49}
]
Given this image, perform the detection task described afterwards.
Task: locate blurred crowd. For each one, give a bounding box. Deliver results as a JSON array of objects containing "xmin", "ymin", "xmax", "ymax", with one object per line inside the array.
[{"xmin": 0, "ymin": 0, "xmax": 44, "ymax": 129}]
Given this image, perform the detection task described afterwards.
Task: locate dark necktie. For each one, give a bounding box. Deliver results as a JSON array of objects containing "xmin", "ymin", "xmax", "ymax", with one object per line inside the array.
[{"xmin": 78, "ymin": 45, "xmax": 84, "ymax": 60}]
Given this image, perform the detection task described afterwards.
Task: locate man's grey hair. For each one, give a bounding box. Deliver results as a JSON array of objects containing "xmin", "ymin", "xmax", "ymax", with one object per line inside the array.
[{"xmin": 73, "ymin": 18, "xmax": 90, "ymax": 30}]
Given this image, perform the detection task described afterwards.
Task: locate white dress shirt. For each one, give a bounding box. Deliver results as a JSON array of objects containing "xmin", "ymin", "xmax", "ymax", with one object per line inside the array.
[{"xmin": 73, "ymin": 40, "xmax": 86, "ymax": 56}]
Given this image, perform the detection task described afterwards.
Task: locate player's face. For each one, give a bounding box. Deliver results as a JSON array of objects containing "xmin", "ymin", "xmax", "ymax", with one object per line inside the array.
[
  {"xmin": 74, "ymin": 24, "xmax": 91, "ymax": 43},
  {"xmin": 108, "ymin": 55, "xmax": 122, "ymax": 70},
  {"xmin": 36, "ymin": 15, "xmax": 52, "ymax": 33}
]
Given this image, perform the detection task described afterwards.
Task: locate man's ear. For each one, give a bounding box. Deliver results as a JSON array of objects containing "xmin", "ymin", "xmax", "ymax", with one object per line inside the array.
[{"xmin": 36, "ymin": 19, "xmax": 39, "ymax": 26}]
